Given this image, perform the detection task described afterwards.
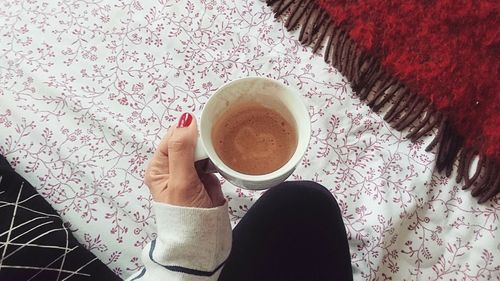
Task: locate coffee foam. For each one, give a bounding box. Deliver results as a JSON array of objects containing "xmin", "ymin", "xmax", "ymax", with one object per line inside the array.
[{"xmin": 212, "ymin": 102, "xmax": 297, "ymax": 175}]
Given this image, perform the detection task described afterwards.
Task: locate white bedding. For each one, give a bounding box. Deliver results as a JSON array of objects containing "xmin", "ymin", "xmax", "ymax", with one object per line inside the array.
[{"xmin": 0, "ymin": 0, "xmax": 498, "ymax": 279}]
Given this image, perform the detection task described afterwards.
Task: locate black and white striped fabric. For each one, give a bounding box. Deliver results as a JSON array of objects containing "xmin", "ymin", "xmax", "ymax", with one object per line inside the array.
[{"xmin": 0, "ymin": 160, "xmax": 121, "ymax": 281}]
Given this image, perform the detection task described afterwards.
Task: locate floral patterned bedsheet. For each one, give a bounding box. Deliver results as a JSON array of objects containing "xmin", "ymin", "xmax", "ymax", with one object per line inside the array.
[{"xmin": 0, "ymin": 0, "xmax": 498, "ymax": 280}]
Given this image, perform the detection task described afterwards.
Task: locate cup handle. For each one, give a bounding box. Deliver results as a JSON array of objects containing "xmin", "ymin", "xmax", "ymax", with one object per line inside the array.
[{"xmin": 194, "ymin": 137, "xmax": 218, "ymax": 174}]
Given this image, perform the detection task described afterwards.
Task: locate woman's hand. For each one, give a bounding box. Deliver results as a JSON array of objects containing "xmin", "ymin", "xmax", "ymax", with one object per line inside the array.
[{"xmin": 144, "ymin": 113, "xmax": 225, "ymax": 208}]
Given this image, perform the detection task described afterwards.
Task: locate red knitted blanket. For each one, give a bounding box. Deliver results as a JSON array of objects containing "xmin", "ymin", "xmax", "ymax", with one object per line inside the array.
[{"xmin": 268, "ymin": 0, "xmax": 499, "ymax": 203}]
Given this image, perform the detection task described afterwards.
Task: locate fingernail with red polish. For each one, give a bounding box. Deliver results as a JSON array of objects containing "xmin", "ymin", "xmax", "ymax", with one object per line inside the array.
[{"xmin": 177, "ymin": 113, "xmax": 192, "ymax": 128}]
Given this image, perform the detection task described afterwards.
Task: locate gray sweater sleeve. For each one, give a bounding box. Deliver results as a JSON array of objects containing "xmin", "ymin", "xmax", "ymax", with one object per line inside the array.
[{"xmin": 126, "ymin": 201, "xmax": 232, "ymax": 281}]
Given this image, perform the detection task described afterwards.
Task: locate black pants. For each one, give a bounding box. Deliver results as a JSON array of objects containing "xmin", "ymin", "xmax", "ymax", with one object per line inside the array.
[{"xmin": 219, "ymin": 181, "xmax": 353, "ymax": 281}]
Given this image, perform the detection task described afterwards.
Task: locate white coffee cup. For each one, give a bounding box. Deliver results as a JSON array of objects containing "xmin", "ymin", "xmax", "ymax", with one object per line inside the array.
[{"xmin": 194, "ymin": 77, "xmax": 310, "ymax": 190}]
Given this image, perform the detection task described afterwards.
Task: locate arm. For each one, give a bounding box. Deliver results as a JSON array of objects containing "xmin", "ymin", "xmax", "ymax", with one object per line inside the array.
[{"xmin": 127, "ymin": 113, "xmax": 231, "ymax": 281}]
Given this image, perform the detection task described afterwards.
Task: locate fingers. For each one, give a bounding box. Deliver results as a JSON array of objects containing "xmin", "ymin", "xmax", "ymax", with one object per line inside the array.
[
  {"xmin": 201, "ymin": 174, "xmax": 226, "ymax": 207},
  {"xmin": 167, "ymin": 113, "xmax": 199, "ymax": 181},
  {"xmin": 144, "ymin": 127, "xmax": 174, "ymax": 190},
  {"xmin": 148, "ymin": 127, "xmax": 175, "ymax": 173}
]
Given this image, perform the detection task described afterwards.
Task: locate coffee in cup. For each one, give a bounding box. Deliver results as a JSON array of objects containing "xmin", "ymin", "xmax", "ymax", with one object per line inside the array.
[{"xmin": 212, "ymin": 101, "xmax": 297, "ymax": 175}]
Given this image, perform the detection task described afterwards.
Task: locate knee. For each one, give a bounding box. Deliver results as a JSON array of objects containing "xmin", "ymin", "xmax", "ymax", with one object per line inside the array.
[
  {"xmin": 282, "ymin": 180, "xmax": 333, "ymax": 197},
  {"xmin": 268, "ymin": 181, "xmax": 340, "ymax": 210}
]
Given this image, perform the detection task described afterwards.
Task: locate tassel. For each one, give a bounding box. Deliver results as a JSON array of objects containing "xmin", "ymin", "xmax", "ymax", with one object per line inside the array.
[
  {"xmin": 479, "ymin": 172, "xmax": 500, "ymax": 203},
  {"xmin": 463, "ymin": 153, "xmax": 483, "ymax": 190},
  {"xmin": 456, "ymin": 148, "xmax": 469, "ymax": 183},
  {"xmin": 360, "ymin": 70, "xmax": 386, "ymax": 100},
  {"xmin": 395, "ymin": 99, "xmax": 430, "ymax": 131},
  {"xmin": 410, "ymin": 111, "xmax": 441, "ymax": 141},
  {"xmin": 323, "ymin": 25, "xmax": 337, "ymax": 63},
  {"xmin": 367, "ymin": 76, "xmax": 394, "ymax": 107},
  {"xmin": 444, "ymin": 133, "xmax": 463, "ymax": 177},
  {"xmin": 425, "ymin": 116, "xmax": 447, "ymax": 152},
  {"xmin": 372, "ymin": 82, "xmax": 401, "ymax": 112},
  {"xmin": 384, "ymin": 88, "xmax": 408, "ymax": 122},
  {"xmin": 471, "ymin": 159, "xmax": 493, "ymax": 197},
  {"xmin": 285, "ymin": 0, "xmax": 312, "ymax": 30},
  {"xmin": 331, "ymin": 28, "xmax": 346, "ymax": 67},
  {"xmin": 312, "ymin": 21, "xmax": 331, "ymax": 53}
]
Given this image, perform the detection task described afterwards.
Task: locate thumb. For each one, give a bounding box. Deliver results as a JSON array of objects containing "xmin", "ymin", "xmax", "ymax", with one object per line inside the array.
[{"xmin": 167, "ymin": 113, "xmax": 198, "ymax": 180}]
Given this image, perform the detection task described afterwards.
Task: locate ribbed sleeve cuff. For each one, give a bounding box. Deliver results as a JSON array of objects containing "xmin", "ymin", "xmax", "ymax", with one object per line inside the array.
[{"xmin": 151, "ymin": 201, "xmax": 232, "ymax": 272}]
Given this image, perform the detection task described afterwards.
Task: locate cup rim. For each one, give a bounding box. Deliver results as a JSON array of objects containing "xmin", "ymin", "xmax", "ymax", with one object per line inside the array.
[{"xmin": 200, "ymin": 76, "xmax": 310, "ymax": 183}]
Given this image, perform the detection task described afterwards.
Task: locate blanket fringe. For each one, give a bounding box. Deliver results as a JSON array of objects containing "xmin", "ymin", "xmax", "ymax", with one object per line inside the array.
[{"xmin": 267, "ymin": 0, "xmax": 499, "ymax": 203}]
